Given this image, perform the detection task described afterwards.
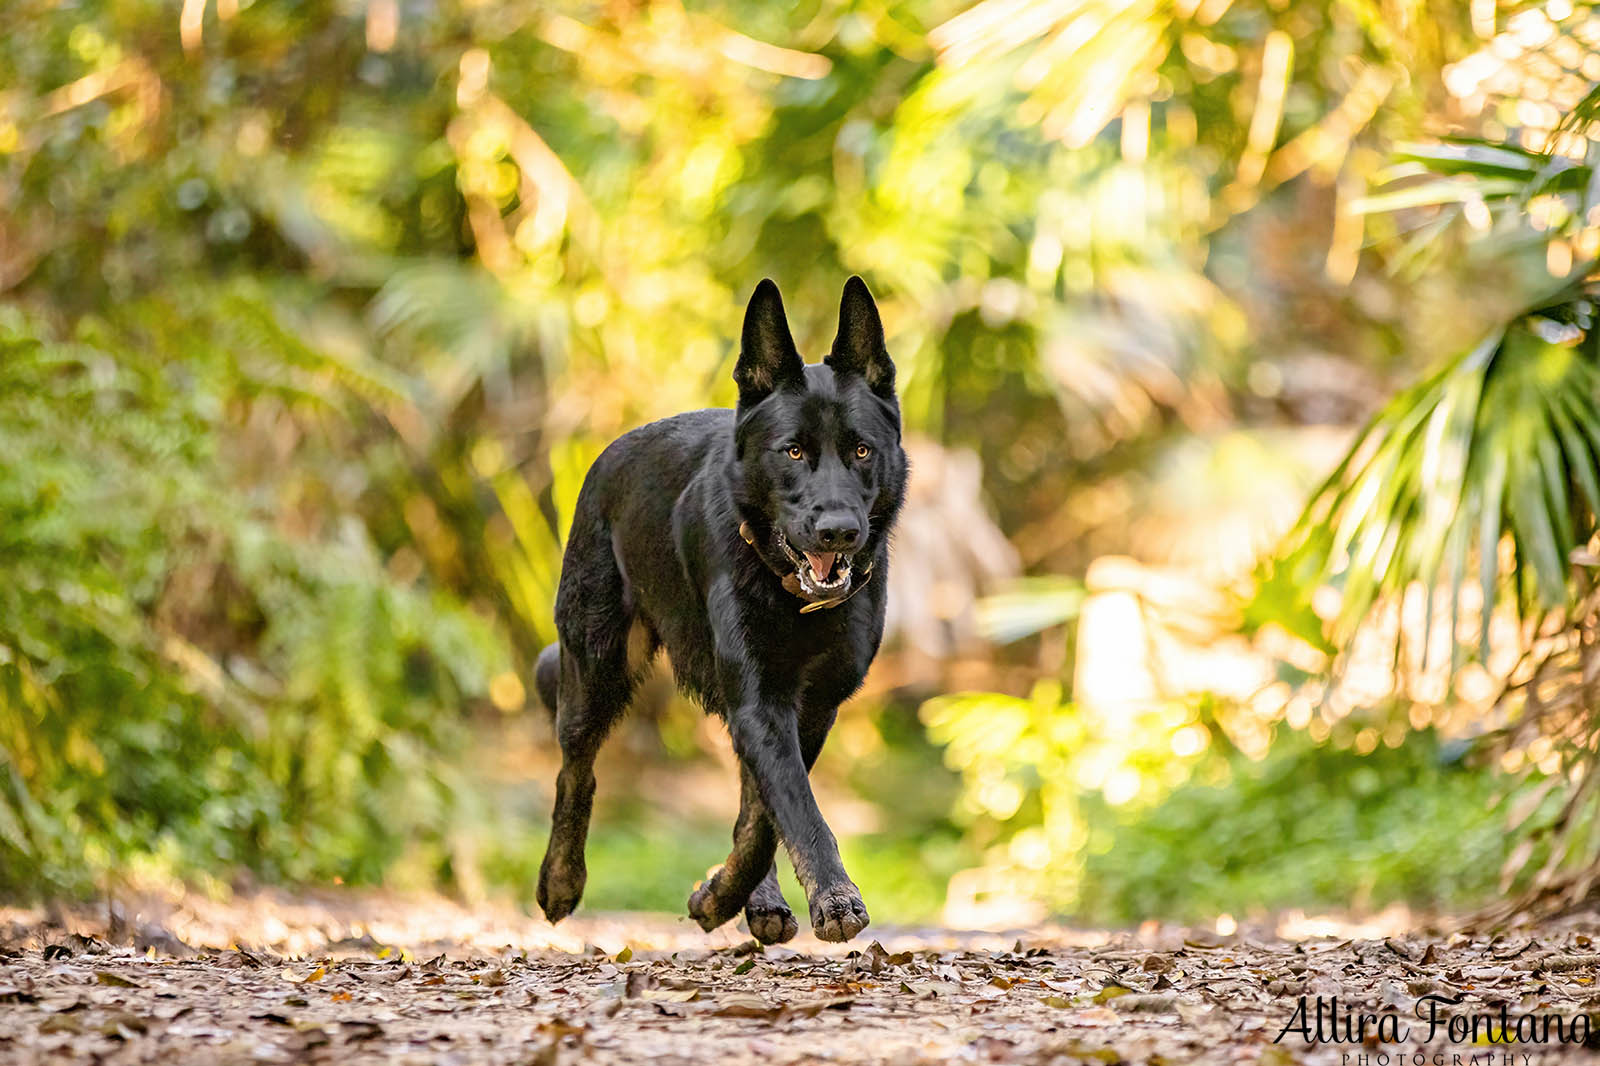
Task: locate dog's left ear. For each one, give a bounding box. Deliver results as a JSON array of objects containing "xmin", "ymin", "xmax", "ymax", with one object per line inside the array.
[{"xmin": 825, "ymin": 276, "xmax": 895, "ymax": 399}]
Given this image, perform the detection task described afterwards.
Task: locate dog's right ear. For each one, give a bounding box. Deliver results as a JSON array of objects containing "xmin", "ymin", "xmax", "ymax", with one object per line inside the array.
[{"xmin": 734, "ymin": 279, "xmax": 805, "ymax": 408}]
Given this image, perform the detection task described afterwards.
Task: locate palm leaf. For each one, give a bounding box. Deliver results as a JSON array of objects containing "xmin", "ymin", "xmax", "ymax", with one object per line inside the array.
[
  {"xmin": 1554, "ymin": 81, "xmax": 1600, "ymax": 143},
  {"xmin": 1361, "ymin": 137, "xmax": 1595, "ymax": 230},
  {"xmin": 1253, "ymin": 310, "xmax": 1600, "ymax": 683},
  {"xmin": 975, "ymin": 577, "xmax": 1086, "ymax": 645},
  {"xmin": 1349, "ymin": 177, "xmax": 1528, "ymax": 215},
  {"xmin": 1393, "ymin": 140, "xmax": 1547, "ymax": 178}
]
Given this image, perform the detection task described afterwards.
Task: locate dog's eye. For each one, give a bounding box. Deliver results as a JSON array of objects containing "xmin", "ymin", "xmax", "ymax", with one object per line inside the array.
[
  {"xmin": 786, "ymin": 444, "xmax": 805, "ymax": 461},
  {"xmin": 855, "ymin": 443, "xmax": 871, "ymax": 460}
]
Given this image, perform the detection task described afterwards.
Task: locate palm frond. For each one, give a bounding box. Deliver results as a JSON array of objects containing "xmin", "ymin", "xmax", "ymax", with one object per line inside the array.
[
  {"xmin": 1554, "ymin": 81, "xmax": 1600, "ymax": 143},
  {"xmin": 1357, "ymin": 136, "xmax": 1596, "ymax": 231},
  {"xmin": 1255, "ymin": 306, "xmax": 1600, "ymax": 682}
]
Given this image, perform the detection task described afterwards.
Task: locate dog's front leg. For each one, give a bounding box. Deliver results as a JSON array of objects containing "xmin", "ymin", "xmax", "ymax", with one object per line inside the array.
[
  {"xmin": 690, "ymin": 717, "xmax": 842, "ymax": 944},
  {"xmin": 723, "ymin": 698, "xmax": 868, "ymax": 942}
]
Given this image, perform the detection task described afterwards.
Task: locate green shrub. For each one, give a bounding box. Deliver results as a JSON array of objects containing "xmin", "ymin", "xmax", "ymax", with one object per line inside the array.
[
  {"xmin": 0, "ymin": 303, "xmax": 507, "ymax": 897},
  {"xmin": 1078, "ymin": 729, "xmax": 1517, "ymax": 924}
]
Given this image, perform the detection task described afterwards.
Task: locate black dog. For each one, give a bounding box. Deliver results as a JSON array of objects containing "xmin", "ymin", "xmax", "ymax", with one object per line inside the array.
[{"xmin": 532, "ymin": 277, "xmax": 906, "ymax": 943}]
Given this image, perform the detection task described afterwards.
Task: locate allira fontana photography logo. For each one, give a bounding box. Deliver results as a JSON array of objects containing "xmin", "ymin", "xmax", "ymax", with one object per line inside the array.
[{"xmin": 1274, "ymin": 995, "xmax": 1594, "ymax": 1052}]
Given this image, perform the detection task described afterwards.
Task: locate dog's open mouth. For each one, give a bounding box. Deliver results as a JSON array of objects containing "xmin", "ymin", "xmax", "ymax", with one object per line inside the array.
[{"xmin": 776, "ymin": 532, "xmax": 852, "ymax": 597}]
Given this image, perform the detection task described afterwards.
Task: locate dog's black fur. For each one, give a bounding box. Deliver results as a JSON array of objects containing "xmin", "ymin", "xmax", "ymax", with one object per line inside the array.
[{"xmin": 532, "ymin": 277, "xmax": 906, "ymax": 943}]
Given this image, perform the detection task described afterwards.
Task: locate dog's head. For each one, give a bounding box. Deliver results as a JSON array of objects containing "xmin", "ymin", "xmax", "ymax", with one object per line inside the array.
[{"xmin": 730, "ymin": 277, "xmax": 907, "ymax": 597}]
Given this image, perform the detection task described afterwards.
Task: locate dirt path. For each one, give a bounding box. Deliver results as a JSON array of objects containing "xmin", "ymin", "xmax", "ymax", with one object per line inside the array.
[{"xmin": 2, "ymin": 894, "xmax": 1599, "ymax": 1064}]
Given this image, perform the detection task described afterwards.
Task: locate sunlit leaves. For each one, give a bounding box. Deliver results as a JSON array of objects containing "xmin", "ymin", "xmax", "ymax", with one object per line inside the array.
[
  {"xmin": 1259, "ymin": 312, "xmax": 1600, "ymax": 680},
  {"xmin": 921, "ymin": 680, "xmax": 1217, "ymax": 907}
]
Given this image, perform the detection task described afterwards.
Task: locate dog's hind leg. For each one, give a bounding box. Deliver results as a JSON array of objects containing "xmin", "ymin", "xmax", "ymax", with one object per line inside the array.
[
  {"xmin": 687, "ymin": 763, "xmax": 787, "ymax": 938},
  {"xmin": 742, "ymin": 866, "xmax": 798, "ymax": 945},
  {"xmin": 536, "ymin": 526, "xmax": 638, "ymax": 925},
  {"xmin": 536, "ymin": 645, "xmax": 633, "ymax": 923}
]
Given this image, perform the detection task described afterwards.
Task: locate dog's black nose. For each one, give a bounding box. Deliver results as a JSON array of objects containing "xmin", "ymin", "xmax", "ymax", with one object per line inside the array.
[{"xmin": 815, "ymin": 514, "xmax": 862, "ymax": 551}]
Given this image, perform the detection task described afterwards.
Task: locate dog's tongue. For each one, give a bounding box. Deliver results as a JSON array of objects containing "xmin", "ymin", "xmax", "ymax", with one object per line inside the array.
[{"xmin": 804, "ymin": 551, "xmax": 837, "ymax": 581}]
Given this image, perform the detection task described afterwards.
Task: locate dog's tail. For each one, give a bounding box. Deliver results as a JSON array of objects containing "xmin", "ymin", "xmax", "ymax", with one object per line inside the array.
[{"xmin": 534, "ymin": 642, "xmax": 561, "ymax": 715}]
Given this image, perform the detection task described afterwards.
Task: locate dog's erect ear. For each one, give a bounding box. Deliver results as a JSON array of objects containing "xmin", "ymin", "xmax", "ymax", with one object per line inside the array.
[
  {"xmin": 734, "ymin": 279, "xmax": 805, "ymax": 407},
  {"xmin": 825, "ymin": 275, "xmax": 895, "ymax": 399}
]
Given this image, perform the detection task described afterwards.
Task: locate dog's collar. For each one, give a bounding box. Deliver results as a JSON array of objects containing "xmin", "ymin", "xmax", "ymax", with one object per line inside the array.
[{"xmin": 738, "ymin": 521, "xmax": 873, "ymax": 613}]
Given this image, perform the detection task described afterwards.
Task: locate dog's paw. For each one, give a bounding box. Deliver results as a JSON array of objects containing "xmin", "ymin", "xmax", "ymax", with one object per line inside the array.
[
  {"xmin": 687, "ymin": 867, "xmax": 737, "ymax": 932},
  {"xmin": 745, "ymin": 901, "xmax": 799, "ymax": 945},
  {"xmin": 808, "ymin": 884, "xmax": 869, "ymax": 943},
  {"xmin": 744, "ymin": 880, "xmax": 799, "ymax": 945},
  {"xmin": 536, "ymin": 855, "xmax": 586, "ymax": 925}
]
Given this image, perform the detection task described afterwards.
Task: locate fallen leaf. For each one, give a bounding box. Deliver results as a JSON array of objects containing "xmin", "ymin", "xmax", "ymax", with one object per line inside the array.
[
  {"xmin": 341, "ymin": 1020, "xmax": 384, "ymax": 1042},
  {"xmin": 100, "ymin": 1011, "xmax": 149, "ymax": 1037},
  {"xmin": 42, "ymin": 998, "xmax": 87, "ymax": 1014},
  {"xmin": 95, "ymin": 971, "xmax": 140, "ymax": 988},
  {"xmin": 1092, "ymin": 983, "xmax": 1134, "ymax": 1003},
  {"xmin": 780, "ymin": 997, "xmax": 853, "ymax": 1019},
  {"xmin": 538, "ymin": 1017, "xmax": 585, "ymax": 1039},
  {"xmin": 852, "ymin": 941, "xmax": 893, "ymax": 975},
  {"xmin": 1113, "ymin": 993, "xmax": 1179, "ymax": 1013},
  {"xmin": 1071, "ymin": 1006, "xmax": 1124, "ymax": 1026},
  {"xmin": 715, "ymin": 993, "xmax": 780, "ymax": 1019}
]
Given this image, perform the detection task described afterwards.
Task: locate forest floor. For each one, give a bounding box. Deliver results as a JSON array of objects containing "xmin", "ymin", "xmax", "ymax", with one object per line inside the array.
[{"xmin": 2, "ymin": 890, "xmax": 1599, "ymax": 1065}]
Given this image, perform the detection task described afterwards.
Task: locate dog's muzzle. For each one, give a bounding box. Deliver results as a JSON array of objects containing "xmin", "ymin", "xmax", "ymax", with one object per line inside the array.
[
  {"xmin": 737, "ymin": 521, "xmax": 872, "ymax": 612},
  {"xmin": 775, "ymin": 530, "xmax": 851, "ymax": 597}
]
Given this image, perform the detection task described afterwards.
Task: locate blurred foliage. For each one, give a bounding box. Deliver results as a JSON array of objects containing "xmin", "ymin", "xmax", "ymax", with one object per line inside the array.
[
  {"xmin": 920, "ymin": 681, "xmax": 1213, "ymax": 909},
  {"xmin": 0, "ymin": 304, "xmax": 504, "ymax": 895},
  {"xmin": 1257, "ymin": 131, "xmax": 1600, "ymax": 675},
  {"xmin": 1247, "ymin": 13, "xmax": 1600, "ymax": 916},
  {"xmin": 0, "ymin": 0, "xmax": 1582, "ymax": 920},
  {"xmin": 921, "ymin": 680, "xmax": 1526, "ymax": 921},
  {"xmin": 1078, "ymin": 729, "xmax": 1521, "ymax": 924}
]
